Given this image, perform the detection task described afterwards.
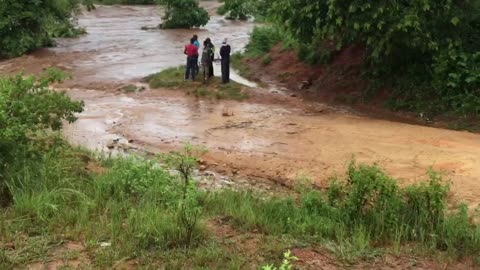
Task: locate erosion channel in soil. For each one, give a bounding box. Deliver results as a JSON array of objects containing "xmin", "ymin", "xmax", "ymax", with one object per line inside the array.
[{"xmin": 1, "ymin": 3, "xmax": 480, "ymax": 210}]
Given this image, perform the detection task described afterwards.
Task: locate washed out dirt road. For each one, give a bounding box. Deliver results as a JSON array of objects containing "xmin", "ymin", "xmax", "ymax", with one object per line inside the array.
[{"xmin": 1, "ymin": 3, "xmax": 480, "ymax": 209}]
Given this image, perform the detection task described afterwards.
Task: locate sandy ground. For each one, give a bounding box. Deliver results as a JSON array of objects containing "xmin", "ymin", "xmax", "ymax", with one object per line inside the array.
[{"xmin": 1, "ymin": 4, "xmax": 479, "ymax": 211}]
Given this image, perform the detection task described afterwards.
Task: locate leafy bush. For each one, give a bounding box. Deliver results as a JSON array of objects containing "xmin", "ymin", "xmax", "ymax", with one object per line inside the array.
[
  {"xmin": 0, "ymin": 0, "xmax": 86, "ymax": 58},
  {"xmin": 218, "ymin": 0, "xmax": 252, "ymax": 20},
  {"xmin": 0, "ymin": 70, "xmax": 84, "ymax": 206},
  {"xmin": 245, "ymin": 27, "xmax": 282, "ymax": 57},
  {"xmin": 158, "ymin": 0, "xmax": 209, "ymax": 29},
  {"xmin": 262, "ymin": 0, "xmax": 480, "ymax": 115}
]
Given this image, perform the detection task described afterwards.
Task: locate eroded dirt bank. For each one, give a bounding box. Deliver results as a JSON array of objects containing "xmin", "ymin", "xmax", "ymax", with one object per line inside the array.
[{"xmin": 1, "ymin": 4, "xmax": 480, "ymax": 210}]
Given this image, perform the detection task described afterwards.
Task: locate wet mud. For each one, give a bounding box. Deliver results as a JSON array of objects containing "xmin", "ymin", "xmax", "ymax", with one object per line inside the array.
[{"xmin": 2, "ymin": 4, "xmax": 480, "ymax": 209}]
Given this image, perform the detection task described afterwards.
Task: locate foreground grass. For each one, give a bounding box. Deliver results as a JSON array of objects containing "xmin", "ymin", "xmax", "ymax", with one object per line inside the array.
[
  {"xmin": 1, "ymin": 140, "xmax": 480, "ymax": 269},
  {"xmin": 143, "ymin": 66, "xmax": 249, "ymax": 101}
]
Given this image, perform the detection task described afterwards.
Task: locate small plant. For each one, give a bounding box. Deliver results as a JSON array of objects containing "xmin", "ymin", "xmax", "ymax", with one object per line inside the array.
[
  {"xmin": 262, "ymin": 250, "xmax": 298, "ymax": 270},
  {"xmin": 160, "ymin": 142, "xmax": 207, "ymax": 198},
  {"xmin": 179, "ymin": 182, "xmax": 202, "ymax": 250},
  {"xmin": 160, "ymin": 143, "xmax": 206, "ymax": 251}
]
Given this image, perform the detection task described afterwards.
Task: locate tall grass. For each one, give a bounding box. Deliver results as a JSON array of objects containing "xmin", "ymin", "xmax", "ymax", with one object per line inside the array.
[
  {"xmin": 1, "ymin": 142, "xmax": 479, "ymax": 268},
  {"xmin": 205, "ymin": 162, "xmax": 480, "ymax": 260}
]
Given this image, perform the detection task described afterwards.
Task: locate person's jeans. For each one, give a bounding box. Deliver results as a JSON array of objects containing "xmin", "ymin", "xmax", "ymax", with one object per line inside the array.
[{"xmin": 185, "ymin": 56, "xmax": 197, "ymax": 80}]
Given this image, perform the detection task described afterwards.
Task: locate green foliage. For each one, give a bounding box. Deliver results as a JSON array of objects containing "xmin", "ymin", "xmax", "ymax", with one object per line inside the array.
[
  {"xmin": 245, "ymin": 27, "xmax": 282, "ymax": 57},
  {"xmin": 158, "ymin": 0, "xmax": 209, "ymax": 29},
  {"xmin": 260, "ymin": 0, "xmax": 480, "ymax": 115},
  {"xmin": 218, "ymin": 0, "xmax": 274, "ymax": 21},
  {"xmin": 0, "ymin": 0, "xmax": 86, "ymax": 58},
  {"xmin": 206, "ymin": 161, "xmax": 480, "ymax": 259},
  {"xmin": 2, "ymin": 140, "xmax": 480, "ymax": 267},
  {"xmin": 262, "ymin": 250, "xmax": 298, "ymax": 270},
  {"xmin": 0, "ymin": 70, "xmax": 83, "ymax": 206},
  {"xmin": 219, "ymin": 0, "xmax": 252, "ymax": 20}
]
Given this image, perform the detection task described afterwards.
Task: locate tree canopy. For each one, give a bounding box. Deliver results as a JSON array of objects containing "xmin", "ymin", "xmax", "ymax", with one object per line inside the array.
[
  {"xmin": 0, "ymin": 0, "xmax": 85, "ymax": 58},
  {"xmin": 158, "ymin": 0, "xmax": 209, "ymax": 29}
]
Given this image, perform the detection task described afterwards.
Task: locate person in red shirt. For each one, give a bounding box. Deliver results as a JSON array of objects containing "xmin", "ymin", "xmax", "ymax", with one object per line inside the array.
[{"xmin": 184, "ymin": 38, "xmax": 199, "ymax": 81}]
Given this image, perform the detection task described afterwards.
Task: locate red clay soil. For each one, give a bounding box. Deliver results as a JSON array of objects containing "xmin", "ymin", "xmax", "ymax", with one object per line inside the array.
[{"xmin": 242, "ymin": 44, "xmax": 444, "ymax": 128}]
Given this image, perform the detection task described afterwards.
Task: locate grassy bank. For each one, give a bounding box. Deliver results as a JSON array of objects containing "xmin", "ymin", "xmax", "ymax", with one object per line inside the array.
[
  {"xmin": 1, "ymin": 140, "xmax": 480, "ymax": 268},
  {"xmin": 143, "ymin": 66, "xmax": 249, "ymax": 100}
]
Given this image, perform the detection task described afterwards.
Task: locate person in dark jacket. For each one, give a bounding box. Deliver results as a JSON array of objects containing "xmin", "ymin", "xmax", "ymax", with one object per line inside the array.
[
  {"xmin": 220, "ymin": 38, "xmax": 231, "ymax": 84},
  {"xmin": 205, "ymin": 38, "xmax": 215, "ymax": 78},
  {"xmin": 201, "ymin": 39, "xmax": 212, "ymax": 83},
  {"xmin": 184, "ymin": 38, "xmax": 198, "ymax": 81}
]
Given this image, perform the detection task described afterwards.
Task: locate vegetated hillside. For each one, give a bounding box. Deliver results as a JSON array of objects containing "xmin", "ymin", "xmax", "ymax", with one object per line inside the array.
[{"xmin": 228, "ymin": 0, "xmax": 480, "ymax": 117}]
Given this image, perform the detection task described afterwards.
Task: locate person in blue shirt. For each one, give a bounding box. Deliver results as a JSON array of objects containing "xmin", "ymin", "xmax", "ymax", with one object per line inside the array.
[
  {"xmin": 193, "ymin": 35, "xmax": 200, "ymax": 75},
  {"xmin": 193, "ymin": 35, "xmax": 200, "ymax": 48}
]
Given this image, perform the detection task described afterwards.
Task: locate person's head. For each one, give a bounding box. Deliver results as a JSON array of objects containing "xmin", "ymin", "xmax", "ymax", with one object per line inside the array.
[
  {"xmin": 205, "ymin": 38, "xmax": 211, "ymax": 45},
  {"xmin": 190, "ymin": 38, "xmax": 195, "ymax": 44},
  {"xmin": 193, "ymin": 35, "xmax": 198, "ymax": 41},
  {"xmin": 203, "ymin": 39, "xmax": 209, "ymax": 47},
  {"xmin": 222, "ymin": 38, "xmax": 228, "ymax": 44}
]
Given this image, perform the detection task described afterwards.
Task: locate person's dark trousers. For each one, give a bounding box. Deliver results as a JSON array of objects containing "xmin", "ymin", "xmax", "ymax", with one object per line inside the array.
[
  {"xmin": 209, "ymin": 62, "xmax": 214, "ymax": 78},
  {"xmin": 185, "ymin": 56, "xmax": 197, "ymax": 80},
  {"xmin": 221, "ymin": 57, "xmax": 230, "ymax": 83}
]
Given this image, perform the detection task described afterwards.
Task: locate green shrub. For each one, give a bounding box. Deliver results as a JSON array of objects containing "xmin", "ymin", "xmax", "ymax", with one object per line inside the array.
[
  {"xmin": 0, "ymin": 70, "xmax": 83, "ymax": 206},
  {"xmin": 245, "ymin": 27, "xmax": 282, "ymax": 57},
  {"xmin": 219, "ymin": 0, "xmax": 252, "ymax": 20},
  {"xmin": 266, "ymin": 0, "xmax": 480, "ymax": 115},
  {"xmin": 0, "ymin": 0, "xmax": 86, "ymax": 58},
  {"xmin": 158, "ymin": 0, "xmax": 210, "ymax": 29}
]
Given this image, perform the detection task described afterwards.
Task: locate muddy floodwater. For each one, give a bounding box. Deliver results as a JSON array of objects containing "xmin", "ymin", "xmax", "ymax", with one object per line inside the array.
[{"xmin": 2, "ymin": 3, "xmax": 480, "ymax": 209}]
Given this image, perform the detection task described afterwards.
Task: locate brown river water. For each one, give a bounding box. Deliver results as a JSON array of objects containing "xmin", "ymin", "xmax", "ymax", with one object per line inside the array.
[{"xmin": 1, "ymin": 3, "xmax": 480, "ymax": 209}]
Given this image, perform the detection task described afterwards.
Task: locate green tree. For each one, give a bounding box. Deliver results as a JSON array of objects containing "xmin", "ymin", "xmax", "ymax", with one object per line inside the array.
[
  {"xmin": 0, "ymin": 69, "xmax": 84, "ymax": 206},
  {"xmin": 265, "ymin": 0, "xmax": 480, "ymax": 115},
  {"xmin": 0, "ymin": 0, "xmax": 85, "ymax": 58},
  {"xmin": 158, "ymin": 0, "xmax": 209, "ymax": 29},
  {"xmin": 218, "ymin": 0, "xmax": 252, "ymax": 20}
]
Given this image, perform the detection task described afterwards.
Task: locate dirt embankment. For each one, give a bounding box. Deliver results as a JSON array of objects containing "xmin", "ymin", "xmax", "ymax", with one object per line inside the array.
[{"xmin": 241, "ymin": 44, "xmax": 480, "ymax": 131}]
